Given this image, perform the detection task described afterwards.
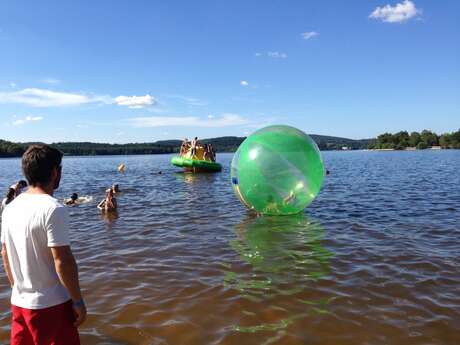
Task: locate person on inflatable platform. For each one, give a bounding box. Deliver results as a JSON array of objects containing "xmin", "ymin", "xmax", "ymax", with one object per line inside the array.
[
  {"xmin": 180, "ymin": 138, "xmax": 190, "ymax": 156},
  {"xmin": 1, "ymin": 144, "xmax": 86, "ymax": 345},
  {"xmin": 209, "ymin": 143, "xmax": 216, "ymax": 162},
  {"xmin": 191, "ymin": 137, "xmax": 198, "ymax": 158},
  {"xmin": 203, "ymin": 144, "xmax": 210, "ymax": 161}
]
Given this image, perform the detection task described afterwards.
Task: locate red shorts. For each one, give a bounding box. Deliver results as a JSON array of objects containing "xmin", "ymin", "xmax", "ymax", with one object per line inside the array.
[{"xmin": 11, "ymin": 300, "xmax": 80, "ymax": 345}]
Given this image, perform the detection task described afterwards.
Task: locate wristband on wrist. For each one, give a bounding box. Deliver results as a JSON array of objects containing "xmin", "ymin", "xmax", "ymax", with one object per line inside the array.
[{"xmin": 72, "ymin": 298, "xmax": 85, "ymax": 308}]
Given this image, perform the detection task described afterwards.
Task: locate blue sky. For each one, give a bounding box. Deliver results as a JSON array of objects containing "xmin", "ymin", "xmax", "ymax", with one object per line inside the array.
[{"xmin": 0, "ymin": 0, "xmax": 458, "ymax": 143}]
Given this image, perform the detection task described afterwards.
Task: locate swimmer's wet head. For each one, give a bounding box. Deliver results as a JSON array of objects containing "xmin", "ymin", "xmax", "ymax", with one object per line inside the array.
[{"xmin": 71, "ymin": 193, "xmax": 78, "ymax": 201}]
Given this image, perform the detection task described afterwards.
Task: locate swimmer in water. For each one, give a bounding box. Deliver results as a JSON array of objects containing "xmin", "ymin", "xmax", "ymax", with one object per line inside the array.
[
  {"xmin": 111, "ymin": 184, "xmax": 120, "ymax": 194},
  {"xmin": 10, "ymin": 180, "xmax": 28, "ymax": 197},
  {"xmin": 65, "ymin": 193, "xmax": 79, "ymax": 205},
  {"xmin": 1, "ymin": 187, "xmax": 16, "ymax": 213},
  {"xmin": 97, "ymin": 188, "xmax": 117, "ymax": 212}
]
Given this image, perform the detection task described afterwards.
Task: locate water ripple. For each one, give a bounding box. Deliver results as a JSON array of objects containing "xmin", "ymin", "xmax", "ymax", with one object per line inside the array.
[{"xmin": 0, "ymin": 150, "xmax": 459, "ymax": 344}]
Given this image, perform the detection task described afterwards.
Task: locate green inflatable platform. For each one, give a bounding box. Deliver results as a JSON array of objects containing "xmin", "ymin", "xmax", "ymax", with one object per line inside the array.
[{"xmin": 171, "ymin": 156, "xmax": 222, "ymax": 172}]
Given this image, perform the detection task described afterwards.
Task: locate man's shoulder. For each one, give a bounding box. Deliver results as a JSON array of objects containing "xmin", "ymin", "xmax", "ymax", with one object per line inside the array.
[
  {"xmin": 8, "ymin": 194, "xmax": 64, "ymax": 214},
  {"xmin": 38, "ymin": 195, "xmax": 66, "ymax": 216}
]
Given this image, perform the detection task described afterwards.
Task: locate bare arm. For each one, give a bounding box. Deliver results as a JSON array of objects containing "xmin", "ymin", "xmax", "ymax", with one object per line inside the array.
[
  {"xmin": 1, "ymin": 244, "xmax": 14, "ymax": 287},
  {"xmin": 51, "ymin": 246, "xmax": 82, "ymax": 300},
  {"xmin": 51, "ymin": 246, "xmax": 86, "ymax": 326},
  {"xmin": 97, "ymin": 199, "xmax": 106, "ymax": 209}
]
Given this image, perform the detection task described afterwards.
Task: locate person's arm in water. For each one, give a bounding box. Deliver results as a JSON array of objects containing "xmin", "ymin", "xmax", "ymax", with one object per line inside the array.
[
  {"xmin": 1, "ymin": 244, "xmax": 14, "ymax": 287},
  {"xmin": 51, "ymin": 246, "xmax": 87, "ymax": 327},
  {"xmin": 97, "ymin": 199, "xmax": 106, "ymax": 210}
]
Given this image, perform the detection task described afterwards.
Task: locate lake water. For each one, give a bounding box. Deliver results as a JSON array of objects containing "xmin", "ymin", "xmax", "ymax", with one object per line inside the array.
[{"xmin": 0, "ymin": 150, "xmax": 459, "ymax": 345}]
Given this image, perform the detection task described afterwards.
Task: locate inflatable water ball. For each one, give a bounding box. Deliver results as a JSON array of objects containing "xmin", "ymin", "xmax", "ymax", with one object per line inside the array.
[{"xmin": 231, "ymin": 125, "xmax": 324, "ymax": 215}]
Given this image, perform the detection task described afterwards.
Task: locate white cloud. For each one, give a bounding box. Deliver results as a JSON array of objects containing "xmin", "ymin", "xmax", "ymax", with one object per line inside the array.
[
  {"xmin": 0, "ymin": 88, "xmax": 158, "ymax": 109},
  {"xmin": 267, "ymin": 51, "xmax": 288, "ymax": 59},
  {"xmin": 163, "ymin": 94, "xmax": 207, "ymax": 106},
  {"xmin": 0, "ymin": 88, "xmax": 111, "ymax": 107},
  {"xmin": 128, "ymin": 113, "xmax": 250, "ymax": 128},
  {"xmin": 9, "ymin": 82, "xmax": 16, "ymax": 88},
  {"xmin": 240, "ymin": 80, "xmax": 249, "ymax": 87},
  {"xmin": 255, "ymin": 52, "xmax": 288, "ymax": 59},
  {"xmin": 301, "ymin": 31, "xmax": 319, "ymax": 40},
  {"xmin": 369, "ymin": 0, "xmax": 420, "ymax": 23},
  {"xmin": 114, "ymin": 94, "xmax": 155, "ymax": 109},
  {"xmin": 41, "ymin": 78, "xmax": 61, "ymax": 84},
  {"xmin": 12, "ymin": 115, "xmax": 43, "ymax": 126}
]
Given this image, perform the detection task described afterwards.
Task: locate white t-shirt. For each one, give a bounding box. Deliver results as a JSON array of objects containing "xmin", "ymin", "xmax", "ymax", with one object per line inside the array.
[
  {"xmin": 1, "ymin": 193, "xmax": 71, "ymax": 309},
  {"xmin": 1, "ymin": 198, "xmax": 7, "ymax": 213}
]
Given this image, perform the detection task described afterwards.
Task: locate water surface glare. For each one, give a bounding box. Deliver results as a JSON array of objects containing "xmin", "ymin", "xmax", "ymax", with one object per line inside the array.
[{"xmin": 0, "ymin": 151, "xmax": 459, "ymax": 344}]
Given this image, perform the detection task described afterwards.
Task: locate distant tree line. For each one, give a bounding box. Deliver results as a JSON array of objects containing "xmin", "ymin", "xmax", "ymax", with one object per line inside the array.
[
  {"xmin": 369, "ymin": 129, "xmax": 460, "ymax": 150},
  {"xmin": 0, "ymin": 140, "xmax": 25, "ymax": 157},
  {"xmin": 1, "ymin": 131, "xmax": 459, "ymax": 158},
  {"xmin": 0, "ymin": 141, "xmax": 180, "ymax": 158}
]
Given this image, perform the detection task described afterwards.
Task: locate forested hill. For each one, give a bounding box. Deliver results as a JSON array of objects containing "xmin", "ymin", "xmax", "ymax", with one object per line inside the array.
[
  {"xmin": 154, "ymin": 135, "xmax": 374, "ymax": 152},
  {"xmin": 0, "ymin": 134, "xmax": 372, "ymax": 157}
]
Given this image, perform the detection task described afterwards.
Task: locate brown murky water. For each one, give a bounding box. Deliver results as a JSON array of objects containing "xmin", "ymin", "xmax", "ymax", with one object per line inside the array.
[{"xmin": 0, "ymin": 151, "xmax": 459, "ymax": 344}]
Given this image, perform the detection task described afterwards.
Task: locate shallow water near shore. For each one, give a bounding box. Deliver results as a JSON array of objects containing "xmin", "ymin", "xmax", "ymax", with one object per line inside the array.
[{"xmin": 0, "ymin": 150, "xmax": 459, "ymax": 345}]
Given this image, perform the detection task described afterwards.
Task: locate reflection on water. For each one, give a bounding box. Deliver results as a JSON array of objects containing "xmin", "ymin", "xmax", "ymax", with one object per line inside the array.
[
  {"xmin": 100, "ymin": 210, "xmax": 119, "ymax": 227},
  {"xmin": 225, "ymin": 214, "xmax": 335, "ymax": 336},
  {"xmin": 226, "ymin": 214, "xmax": 333, "ymax": 297},
  {"xmin": 174, "ymin": 171, "xmax": 219, "ymax": 185}
]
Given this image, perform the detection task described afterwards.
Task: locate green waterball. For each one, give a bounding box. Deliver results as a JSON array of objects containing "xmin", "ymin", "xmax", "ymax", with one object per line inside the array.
[{"xmin": 231, "ymin": 125, "xmax": 324, "ymax": 215}]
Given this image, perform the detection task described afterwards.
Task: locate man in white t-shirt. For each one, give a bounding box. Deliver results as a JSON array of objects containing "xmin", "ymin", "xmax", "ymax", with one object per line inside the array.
[{"xmin": 1, "ymin": 144, "xmax": 86, "ymax": 345}]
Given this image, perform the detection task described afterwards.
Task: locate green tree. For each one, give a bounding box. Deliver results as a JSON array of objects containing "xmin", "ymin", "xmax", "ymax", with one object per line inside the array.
[
  {"xmin": 450, "ymin": 129, "xmax": 460, "ymax": 148},
  {"xmin": 394, "ymin": 131, "xmax": 410, "ymax": 148},
  {"xmin": 439, "ymin": 134, "xmax": 451, "ymax": 148},
  {"xmin": 420, "ymin": 130, "xmax": 439, "ymax": 147},
  {"xmin": 409, "ymin": 132, "xmax": 421, "ymax": 147},
  {"xmin": 417, "ymin": 142, "xmax": 428, "ymax": 150}
]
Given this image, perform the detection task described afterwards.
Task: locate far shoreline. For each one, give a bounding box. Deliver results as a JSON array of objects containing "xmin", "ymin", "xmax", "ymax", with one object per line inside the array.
[{"xmin": 2, "ymin": 148, "xmax": 460, "ymax": 160}]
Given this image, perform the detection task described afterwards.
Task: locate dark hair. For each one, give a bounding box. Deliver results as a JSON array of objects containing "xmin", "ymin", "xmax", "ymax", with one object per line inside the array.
[
  {"xmin": 18, "ymin": 180, "xmax": 28, "ymax": 188},
  {"xmin": 22, "ymin": 145, "xmax": 63, "ymax": 187},
  {"xmin": 71, "ymin": 193, "xmax": 78, "ymax": 200},
  {"xmin": 5, "ymin": 188, "xmax": 15, "ymax": 204}
]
